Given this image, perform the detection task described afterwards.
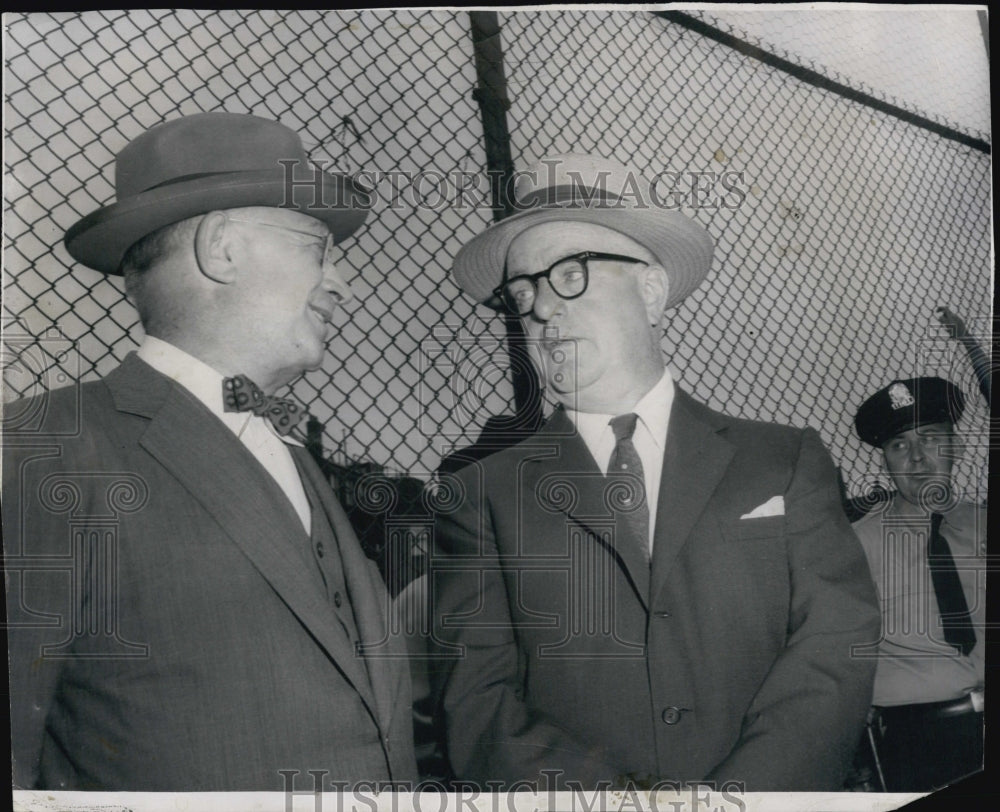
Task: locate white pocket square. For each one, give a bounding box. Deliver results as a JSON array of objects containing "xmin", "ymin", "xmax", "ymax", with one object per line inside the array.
[{"xmin": 740, "ymin": 495, "xmax": 785, "ymax": 519}]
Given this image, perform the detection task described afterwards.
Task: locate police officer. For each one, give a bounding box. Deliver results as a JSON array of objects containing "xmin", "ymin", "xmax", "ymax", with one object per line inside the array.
[{"xmin": 852, "ymin": 376, "xmax": 985, "ymax": 791}]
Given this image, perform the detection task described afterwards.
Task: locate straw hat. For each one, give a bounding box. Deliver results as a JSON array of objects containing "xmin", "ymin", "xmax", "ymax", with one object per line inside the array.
[{"xmin": 452, "ymin": 153, "xmax": 714, "ymax": 310}]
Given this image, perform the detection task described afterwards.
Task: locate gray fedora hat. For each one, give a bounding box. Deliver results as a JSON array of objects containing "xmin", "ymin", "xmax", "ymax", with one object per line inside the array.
[
  {"xmin": 452, "ymin": 153, "xmax": 714, "ymax": 310},
  {"xmin": 64, "ymin": 112, "xmax": 372, "ymax": 275}
]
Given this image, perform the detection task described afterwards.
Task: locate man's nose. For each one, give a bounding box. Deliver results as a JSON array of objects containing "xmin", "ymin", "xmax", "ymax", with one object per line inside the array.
[
  {"xmin": 908, "ymin": 441, "xmax": 925, "ymax": 462},
  {"xmin": 323, "ymin": 261, "xmax": 354, "ymax": 304},
  {"xmin": 531, "ymin": 278, "xmax": 564, "ymax": 320}
]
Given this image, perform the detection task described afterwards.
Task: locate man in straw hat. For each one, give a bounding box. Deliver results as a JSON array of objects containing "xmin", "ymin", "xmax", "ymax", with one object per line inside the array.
[
  {"xmin": 431, "ymin": 154, "xmax": 880, "ymax": 790},
  {"xmin": 851, "ymin": 377, "xmax": 985, "ymax": 791},
  {"xmin": 3, "ymin": 112, "xmax": 417, "ymax": 790}
]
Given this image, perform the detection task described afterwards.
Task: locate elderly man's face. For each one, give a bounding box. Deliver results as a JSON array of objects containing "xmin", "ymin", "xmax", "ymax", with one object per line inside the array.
[
  {"xmin": 226, "ymin": 207, "xmax": 352, "ymax": 384},
  {"xmin": 881, "ymin": 422, "xmax": 957, "ymax": 509},
  {"xmin": 506, "ymin": 221, "xmax": 662, "ymax": 410}
]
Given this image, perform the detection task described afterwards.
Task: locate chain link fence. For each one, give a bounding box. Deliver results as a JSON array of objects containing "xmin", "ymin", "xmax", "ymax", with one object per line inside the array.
[
  {"xmin": 700, "ymin": 8, "xmax": 991, "ymax": 138},
  {"xmin": 500, "ymin": 8, "xmax": 991, "ymax": 503},
  {"xmin": 3, "ymin": 9, "xmax": 508, "ymax": 489},
  {"xmin": 4, "ymin": 9, "xmax": 992, "ymax": 511}
]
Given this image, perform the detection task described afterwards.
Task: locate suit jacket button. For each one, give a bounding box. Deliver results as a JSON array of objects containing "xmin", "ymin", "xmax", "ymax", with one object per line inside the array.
[
  {"xmin": 654, "ymin": 610, "xmax": 671, "ymax": 618},
  {"xmin": 334, "ymin": 591, "xmax": 343, "ymax": 608},
  {"xmin": 661, "ymin": 706, "xmax": 682, "ymax": 725},
  {"xmin": 316, "ymin": 541, "xmax": 325, "ymax": 557}
]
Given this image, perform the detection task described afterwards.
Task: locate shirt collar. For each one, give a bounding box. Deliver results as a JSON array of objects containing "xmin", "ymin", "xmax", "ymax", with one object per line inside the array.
[
  {"xmin": 568, "ymin": 367, "xmax": 674, "ymax": 452},
  {"xmin": 632, "ymin": 368, "xmax": 673, "ymax": 450},
  {"xmin": 136, "ymin": 335, "xmax": 228, "ymax": 414},
  {"xmin": 135, "ymin": 336, "xmax": 302, "ymax": 446}
]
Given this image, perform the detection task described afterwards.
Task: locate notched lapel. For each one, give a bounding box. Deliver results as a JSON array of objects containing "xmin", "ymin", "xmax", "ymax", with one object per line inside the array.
[
  {"xmin": 113, "ymin": 358, "xmax": 379, "ymax": 717},
  {"xmin": 522, "ymin": 409, "xmax": 651, "ymax": 607},
  {"xmin": 651, "ymin": 391, "xmax": 736, "ymax": 598}
]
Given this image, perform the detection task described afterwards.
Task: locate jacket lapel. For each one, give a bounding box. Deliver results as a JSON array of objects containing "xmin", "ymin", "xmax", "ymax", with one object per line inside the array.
[
  {"xmin": 523, "ymin": 408, "xmax": 651, "ymax": 607},
  {"xmin": 650, "ymin": 389, "xmax": 735, "ymax": 603},
  {"xmin": 292, "ymin": 447, "xmax": 396, "ymax": 737},
  {"xmin": 106, "ymin": 355, "xmax": 379, "ymax": 716}
]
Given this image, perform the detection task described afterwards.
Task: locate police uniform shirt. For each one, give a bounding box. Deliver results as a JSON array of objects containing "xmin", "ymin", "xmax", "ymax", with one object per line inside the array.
[{"xmin": 853, "ymin": 501, "xmax": 986, "ymax": 706}]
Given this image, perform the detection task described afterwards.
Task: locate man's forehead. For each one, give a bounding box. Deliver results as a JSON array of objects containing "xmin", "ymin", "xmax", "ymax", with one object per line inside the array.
[{"xmin": 506, "ymin": 220, "xmax": 653, "ymax": 269}]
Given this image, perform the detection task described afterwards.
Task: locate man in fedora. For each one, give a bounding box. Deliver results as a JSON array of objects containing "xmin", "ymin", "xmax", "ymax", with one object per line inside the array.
[
  {"xmin": 3, "ymin": 112, "xmax": 417, "ymax": 790},
  {"xmin": 851, "ymin": 377, "xmax": 985, "ymax": 791},
  {"xmin": 431, "ymin": 154, "xmax": 880, "ymax": 790}
]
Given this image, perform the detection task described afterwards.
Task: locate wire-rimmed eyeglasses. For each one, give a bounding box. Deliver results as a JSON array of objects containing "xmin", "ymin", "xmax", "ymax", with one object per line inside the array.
[
  {"xmin": 226, "ymin": 216, "xmax": 349, "ymax": 303},
  {"xmin": 227, "ymin": 215, "xmax": 334, "ymax": 262}
]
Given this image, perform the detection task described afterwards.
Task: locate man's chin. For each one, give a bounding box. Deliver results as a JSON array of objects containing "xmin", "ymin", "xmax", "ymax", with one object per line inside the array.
[
  {"xmin": 278, "ymin": 348, "xmax": 325, "ymax": 386},
  {"xmin": 302, "ymin": 355, "xmax": 325, "ymax": 375},
  {"xmin": 302, "ymin": 337, "xmax": 329, "ymax": 370},
  {"xmin": 899, "ymin": 477, "xmax": 955, "ymax": 511}
]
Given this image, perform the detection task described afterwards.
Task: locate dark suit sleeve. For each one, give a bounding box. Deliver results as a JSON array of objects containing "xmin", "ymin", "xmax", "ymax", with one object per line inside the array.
[
  {"xmin": 431, "ymin": 464, "xmax": 623, "ymax": 788},
  {"xmin": 3, "ymin": 441, "xmax": 76, "ymax": 788},
  {"xmin": 705, "ymin": 428, "xmax": 880, "ymax": 790}
]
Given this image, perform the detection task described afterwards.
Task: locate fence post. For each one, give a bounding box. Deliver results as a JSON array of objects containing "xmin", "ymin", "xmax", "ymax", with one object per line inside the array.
[{"xmin": 469, "ymin": 11, "xmax": 542, "ymax": 431}]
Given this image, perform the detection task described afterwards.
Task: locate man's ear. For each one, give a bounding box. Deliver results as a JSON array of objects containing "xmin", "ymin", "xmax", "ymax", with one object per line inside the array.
[
  {"xmin": 194, "ymin": 211, "xmax": 238, "ymax": 284},
  {"xmin": 638, "ymin": 264, "xmax": 670, "ymax": 324}
]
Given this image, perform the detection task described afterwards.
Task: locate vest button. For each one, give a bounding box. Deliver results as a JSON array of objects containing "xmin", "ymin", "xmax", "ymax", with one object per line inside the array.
[
  {"xmin": 334, "ymin": 591, "xmax": 343, "ymax": 608},
  {"xmin": 316, "ymin": 541, "xmax": 325, "ymax": 557},
  {"xmin": 661, "ymin": 706, "xmax": 682, "ymax": 725}
]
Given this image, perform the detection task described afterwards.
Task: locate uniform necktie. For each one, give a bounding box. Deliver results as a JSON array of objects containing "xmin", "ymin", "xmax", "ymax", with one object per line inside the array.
[
  {"xmin": 608, "ymin": 413, "xmax": 650, "ymax": 563},
  {"xmin": 222, "ymin": 374, "xmax": 306, "ymax": 437},
  {"xmin": 928, "ymin": 512, "xmax": 976, "ymax": 656}
]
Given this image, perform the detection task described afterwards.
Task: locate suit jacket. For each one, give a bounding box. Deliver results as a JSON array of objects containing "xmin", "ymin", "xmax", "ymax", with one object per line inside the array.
[
  {"xmin": 3, "ymin": 354, "xmax": 417, "ymax": 790},
  {"xmin": 432, "ymin": 390, "xmax": 880, "ymax": 791}
]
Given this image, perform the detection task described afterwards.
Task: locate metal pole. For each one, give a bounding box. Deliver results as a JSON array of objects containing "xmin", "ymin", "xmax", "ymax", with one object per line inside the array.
[{"xmin": 469, "ymin": 11, "xmax": 543, "ymax": 432}]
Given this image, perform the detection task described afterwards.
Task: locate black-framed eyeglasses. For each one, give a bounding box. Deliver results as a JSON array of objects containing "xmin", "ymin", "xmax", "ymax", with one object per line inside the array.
[{"xmin": 494, "ymin": 251, "xmax": 648, "ymax": 315}]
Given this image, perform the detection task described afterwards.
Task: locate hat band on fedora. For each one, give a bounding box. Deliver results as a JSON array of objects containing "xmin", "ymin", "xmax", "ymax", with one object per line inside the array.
[
  {"xmin": 141, "ymin": 164, "xmax": 321, "ymax": 194},
  {"xmin": 143, "ymin": 171, "xmax": 233, "ymax": 192}
]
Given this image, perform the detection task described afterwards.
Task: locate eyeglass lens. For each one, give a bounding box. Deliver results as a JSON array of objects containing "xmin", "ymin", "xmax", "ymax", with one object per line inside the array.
[{"xmin": 503, "ymin": 258, "xmax": 588, "ymax": 315}]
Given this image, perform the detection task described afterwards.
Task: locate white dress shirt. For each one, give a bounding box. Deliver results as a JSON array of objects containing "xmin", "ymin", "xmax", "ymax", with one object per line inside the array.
[
  {"xmin": 136, "ymin": 336, "xmax": 312, "ymax": 534},
  {"xmin": 567, "ymin": 368, "xmax": 674, "ymax": 554}
]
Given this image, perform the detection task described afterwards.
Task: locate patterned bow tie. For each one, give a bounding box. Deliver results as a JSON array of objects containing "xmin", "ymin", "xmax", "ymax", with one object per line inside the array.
[{"xmin": 222, "ymin": 374, "xmax": 306, "ymax": 437}]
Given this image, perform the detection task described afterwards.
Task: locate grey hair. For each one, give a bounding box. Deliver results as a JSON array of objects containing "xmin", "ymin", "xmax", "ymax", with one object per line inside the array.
[{"xmin": 119, "ymin": 217, "xmax": 200, "ymax": 327}]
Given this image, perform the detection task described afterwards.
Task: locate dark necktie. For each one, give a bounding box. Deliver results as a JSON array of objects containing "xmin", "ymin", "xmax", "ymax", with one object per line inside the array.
[
  {"xmin": 222, "ymin": 374, "xmax": 306, "ymax": 437},
  {"xmin": 608, "ymin": 413, "xmax": 650, "ymax": 563},
  {"xmin": 928, "ymin": 512, "xmax": 976, "ymax": 656}
]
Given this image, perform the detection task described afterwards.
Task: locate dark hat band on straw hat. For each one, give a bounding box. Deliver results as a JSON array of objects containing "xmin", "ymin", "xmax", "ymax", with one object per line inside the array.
[{"xmin": 451, "ymin": 153, "xmax": 714, "ymax": 311}]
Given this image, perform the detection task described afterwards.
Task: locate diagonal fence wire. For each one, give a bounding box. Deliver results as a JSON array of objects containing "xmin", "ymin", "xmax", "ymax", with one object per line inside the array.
[{"xmin": 4, "ymin": 9, "xmax": 992, "ymax": 530}]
